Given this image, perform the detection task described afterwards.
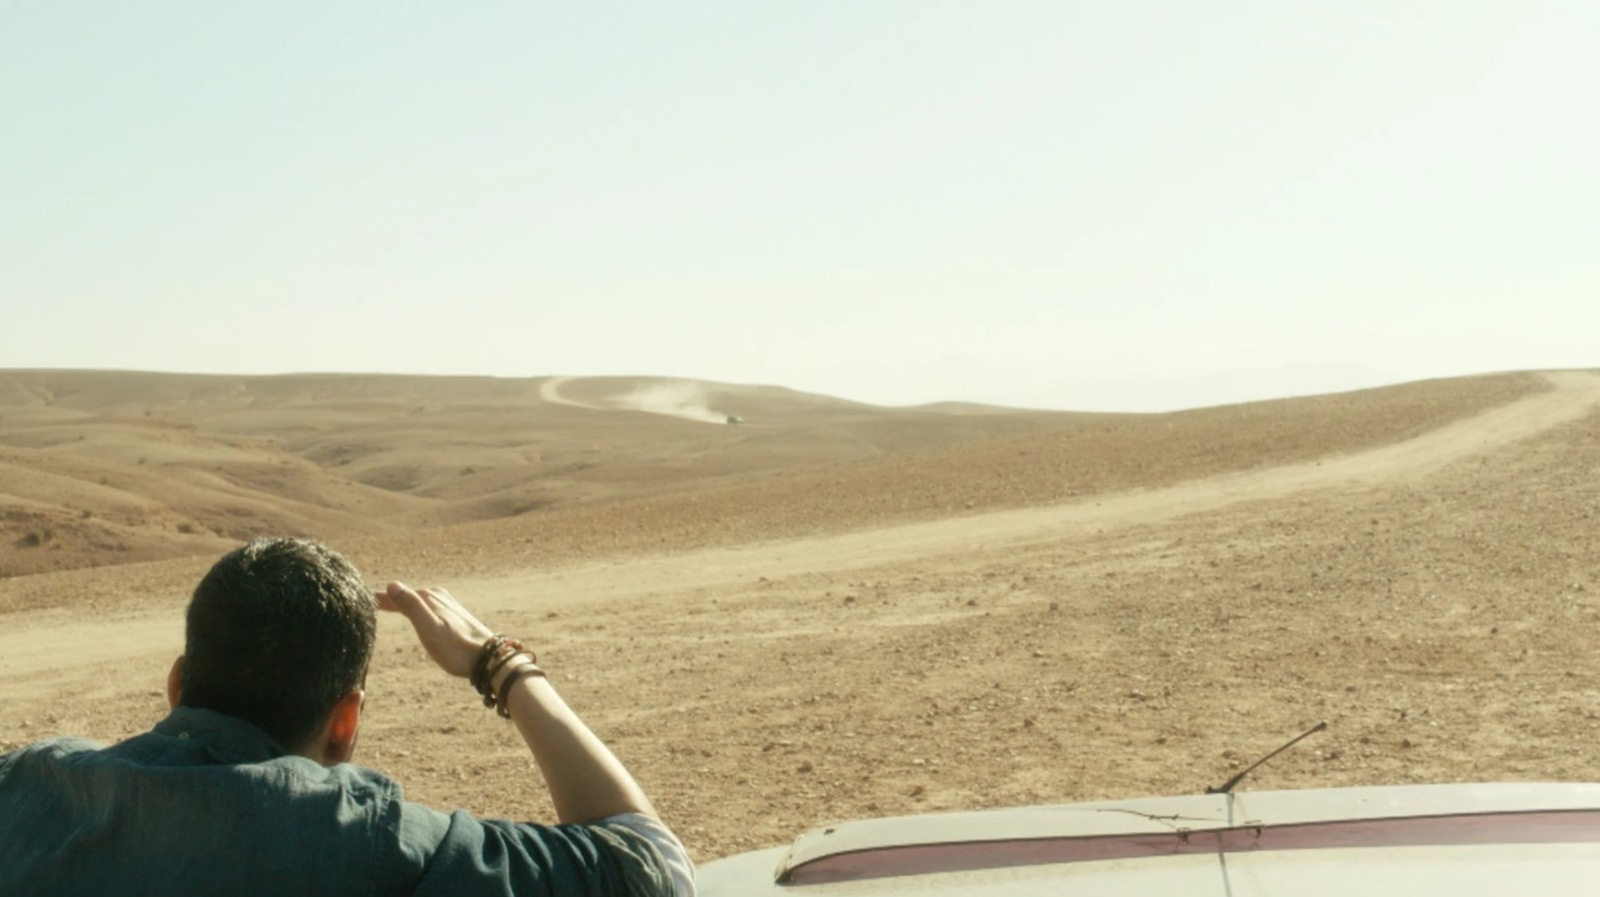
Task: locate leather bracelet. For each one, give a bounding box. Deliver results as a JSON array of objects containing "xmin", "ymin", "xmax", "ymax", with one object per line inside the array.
[
  {"xmin": 495, "ymin": 662, "xmax": 547, "ymax": 718},
  {"xmin": 481, "ymin": 649, "xmax": 532, "ymax": 708}
]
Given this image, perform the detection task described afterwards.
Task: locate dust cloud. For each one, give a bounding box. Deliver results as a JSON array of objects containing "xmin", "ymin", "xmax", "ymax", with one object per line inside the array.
[{"xmin": 615, "ymin": 381, "xmax": 730, "ymax": 424}]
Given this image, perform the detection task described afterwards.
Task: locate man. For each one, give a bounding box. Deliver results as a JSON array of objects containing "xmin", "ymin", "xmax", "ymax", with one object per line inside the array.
[{"xmin": 0, "ymin": 537, "xmax": 695, "ymax": 896}]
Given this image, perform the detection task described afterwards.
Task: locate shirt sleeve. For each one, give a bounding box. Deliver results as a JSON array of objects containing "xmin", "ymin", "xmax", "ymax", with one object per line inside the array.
[
  {"xmin": 597, "ymin": 813, "xmax": 697, "ymax": 897},
  {"xmin": 395, "ymin": 801, "xmax": 683, "ymax": 897}
]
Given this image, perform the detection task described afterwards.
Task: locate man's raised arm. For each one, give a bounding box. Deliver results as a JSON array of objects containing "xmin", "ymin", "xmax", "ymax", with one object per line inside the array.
[{"xmin": 379, "ymin": 581, "xmax": 695, "ymax": 896}]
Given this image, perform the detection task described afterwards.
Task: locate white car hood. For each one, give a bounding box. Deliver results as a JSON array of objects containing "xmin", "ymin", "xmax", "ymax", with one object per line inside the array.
[{"xmin": 697, "ymin": 782, "xmax": 1600, "ymax": 896}]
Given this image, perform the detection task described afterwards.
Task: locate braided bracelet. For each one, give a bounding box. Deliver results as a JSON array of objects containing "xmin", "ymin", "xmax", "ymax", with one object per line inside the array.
[
  {"xmin": 472, "ymin": 637, "xmax": 531, "ymax": 702},
  {"xmin": 470, "ymin": 634, "xmax": 546, "ymax": 713}
]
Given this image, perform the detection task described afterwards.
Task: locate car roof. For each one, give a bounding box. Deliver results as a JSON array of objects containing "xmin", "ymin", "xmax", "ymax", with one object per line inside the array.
[{"xmin": 697, "ymin": 782, "xmax": 1600, "ymax": 896}]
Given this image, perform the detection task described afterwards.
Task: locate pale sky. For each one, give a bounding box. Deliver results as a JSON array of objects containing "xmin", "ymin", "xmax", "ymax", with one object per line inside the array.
[{"xmin": 3, "ymin": 1, "xmax": 1596, "ymax": 411}]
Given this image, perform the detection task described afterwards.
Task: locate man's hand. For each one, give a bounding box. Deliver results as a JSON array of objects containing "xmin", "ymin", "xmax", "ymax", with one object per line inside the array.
[{"xmin": 376, "ymin": 582, "xmax": 496, "ymax": 679}]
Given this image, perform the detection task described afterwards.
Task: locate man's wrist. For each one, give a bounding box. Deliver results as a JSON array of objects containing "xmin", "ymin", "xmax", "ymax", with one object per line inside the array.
[
  {"xmin": 492, "ymin": 661, "xmax": 548, "ymax": 718},
  {"xmin": 470, "ymin": 635, "xmax": 540, "ymax": 710}
]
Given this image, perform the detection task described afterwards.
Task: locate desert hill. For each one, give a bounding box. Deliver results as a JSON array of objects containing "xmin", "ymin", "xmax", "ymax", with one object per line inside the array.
[
  {"xmin": 0, "ymin": 369, "xmax": 1082, "ymax": 578},
  {"xmin": 1, "ymin": 369, "xmax": 1540, "ymax": 581}
]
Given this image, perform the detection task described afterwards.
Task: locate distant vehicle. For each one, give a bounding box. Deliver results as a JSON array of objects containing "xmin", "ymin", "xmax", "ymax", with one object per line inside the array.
[
  {"xmin": 725, "ymin": 415, "xmax": 744, "ymax": 425},
  {"xmin": 697, "ymin": 782, "xmax": 1600, "ymax": 895}
]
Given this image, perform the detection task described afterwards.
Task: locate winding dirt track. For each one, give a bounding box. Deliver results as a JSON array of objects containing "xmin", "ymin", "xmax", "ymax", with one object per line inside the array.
[
  {"xmin": 4, "ymin": 372, "xmax": 1596, "ymax": 695},
  {"xmin": 536, "ymin": 375, "xmax": 594, "ymax": 410}
]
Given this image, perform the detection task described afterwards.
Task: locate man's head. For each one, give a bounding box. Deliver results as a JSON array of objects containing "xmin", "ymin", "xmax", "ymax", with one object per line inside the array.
[{"xmin": 175, "ymin": 538, "xmax": 376, "ymax": 757}]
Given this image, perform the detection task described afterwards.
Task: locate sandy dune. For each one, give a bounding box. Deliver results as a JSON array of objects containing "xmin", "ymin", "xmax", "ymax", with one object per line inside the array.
[{"xmin": 2, "ymin": 368, "xmax": 1597, "ymax": 861}]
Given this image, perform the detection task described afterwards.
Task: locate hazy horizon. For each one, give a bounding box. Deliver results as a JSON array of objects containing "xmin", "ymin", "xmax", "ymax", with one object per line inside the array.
[{"xmin": 3, "ymin": 360, "xmax": 1549, "ymax": 415}]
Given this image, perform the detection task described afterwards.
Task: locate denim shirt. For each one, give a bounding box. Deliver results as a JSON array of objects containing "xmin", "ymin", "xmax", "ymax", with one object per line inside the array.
[{"xmin": 0, "ymin": 707, "xmax": 676, "ymax": 897}]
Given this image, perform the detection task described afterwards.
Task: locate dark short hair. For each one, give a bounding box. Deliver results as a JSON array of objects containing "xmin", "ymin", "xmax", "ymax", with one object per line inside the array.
[{"xmin": 181, "ymin": 538, "xmax": 376, "ymax": 750}]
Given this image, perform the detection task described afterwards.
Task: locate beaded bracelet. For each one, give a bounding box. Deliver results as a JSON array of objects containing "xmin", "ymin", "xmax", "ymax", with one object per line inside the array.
[{"xmin": 470, "ymin": 635, "xmax": 510, "ymax": 693}]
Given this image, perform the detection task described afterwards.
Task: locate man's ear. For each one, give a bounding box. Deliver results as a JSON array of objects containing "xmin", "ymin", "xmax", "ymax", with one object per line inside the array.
[
  {"xmin": 323, "ymin": 689, "xmax": 365, "ymax": 766},
  {"xmin": 166, "ymin": 656, "xmax": 184, "ymax": 710}
]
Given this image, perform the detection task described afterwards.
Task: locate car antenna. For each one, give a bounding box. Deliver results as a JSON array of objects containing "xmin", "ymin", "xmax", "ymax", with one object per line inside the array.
[{"xmin": 1205, "ymin": 720, "xmax": 1328, "ymax": 794}]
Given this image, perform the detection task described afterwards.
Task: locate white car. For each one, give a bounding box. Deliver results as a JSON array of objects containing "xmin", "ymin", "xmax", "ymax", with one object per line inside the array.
[{"xmin": 697, "ymin": 782, "xmax": 1600, "ymax": 895}]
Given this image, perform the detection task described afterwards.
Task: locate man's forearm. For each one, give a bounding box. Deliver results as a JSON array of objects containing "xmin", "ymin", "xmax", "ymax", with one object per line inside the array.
[
  {"xmin": 500, "ymin": 673, "xmax": 658, "ymax": 824},
  {"xmin": 501, "ymin": 675, "xmax": 697, "ymax": 895}
]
